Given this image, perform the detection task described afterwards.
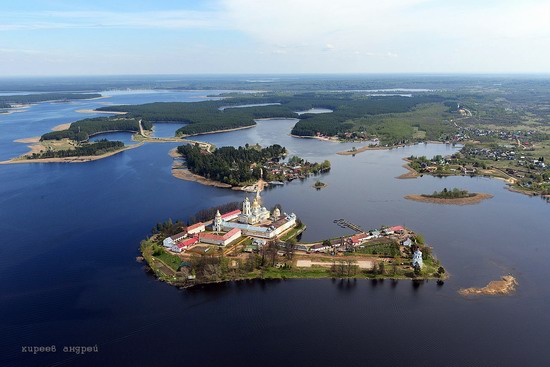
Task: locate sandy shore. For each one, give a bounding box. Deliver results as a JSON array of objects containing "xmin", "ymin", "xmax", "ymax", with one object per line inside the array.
[
  {"xmin": 170, "ymin": 148, "xmax": 231, "ymax": 188},
  {"xmin": 75, "ymin": 109, "xmax": 128, "ymax": 115},
  {"xmin": 336, "ymin": 144, "xmax": 394, "ymax": 155},
  {"xmin": 170, "ymin": 148, "xmax": 254, "ymax": 189},
  {"xmin": 290, "ymin": 134, "xmax": 341, "ymax": 143},
  {"xmin": 404, "ymin": 193, "xmax": 493, "ymax": 205},
  {"xmin": 172, "ymin": 166, "xmax": 233, "ymax": 188},
  {"xmin": 0, "ymin": 143, "xmax": 142, "ymax": 165},
  {"xmin": 14, "ymin": 137, "xmax": 41, "ymax": 143},
  {"xmin": 52, "ymin": 123, "xmax": 72, "ymax": 131},
  {"xmin": 396, "ymin": 159, "xmax": 420, "ymax": 179},
  {"xmin": 459, "ymin": 275, "xmax": 518, "ymax": 296}
]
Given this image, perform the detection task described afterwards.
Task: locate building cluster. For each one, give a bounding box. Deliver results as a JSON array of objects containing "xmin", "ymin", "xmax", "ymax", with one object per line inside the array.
[
  {"xmin": 162, "ymin": 190, "xmax": 298, "ymax": 253},
  {"xmin": 462, "ymin": 146, "xmax": 547, "ymax": 170},
  {"xmin": 454, "ymin": 126, "xmax": 544, "ymax": 145},
  {"xmin": 263, "ymin": 159, "xmax": 329, "ymax": 182},
  {"xmin": 305, "ymin": 225, "xmax": 423, "ymax": 267}
]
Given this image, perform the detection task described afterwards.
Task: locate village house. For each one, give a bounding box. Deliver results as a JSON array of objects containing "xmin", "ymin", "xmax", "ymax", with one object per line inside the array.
[
  {"xmin": 163, "ymin": 230, "xmax": 188, "ymax": 248},
  {"xmin": 310, "ymin": 243, "xmax": 329, "ymax": 253}
]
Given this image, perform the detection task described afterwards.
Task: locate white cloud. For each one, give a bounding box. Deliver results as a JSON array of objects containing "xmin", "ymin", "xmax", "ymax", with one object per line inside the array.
[{"xmin": 1, "ymin": 0, "xmax": 550, "ymax": 74}]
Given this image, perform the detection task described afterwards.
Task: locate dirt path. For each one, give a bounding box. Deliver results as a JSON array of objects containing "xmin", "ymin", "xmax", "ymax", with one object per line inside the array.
[{"xmin": 296, "ymin": 259, "xmax": 374, "ymax": 269}]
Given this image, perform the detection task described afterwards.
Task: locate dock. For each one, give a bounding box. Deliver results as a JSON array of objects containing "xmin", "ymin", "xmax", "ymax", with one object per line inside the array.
[{"xmin": 333, "ymin": 218, "xmax": 364, "ymax": 233}]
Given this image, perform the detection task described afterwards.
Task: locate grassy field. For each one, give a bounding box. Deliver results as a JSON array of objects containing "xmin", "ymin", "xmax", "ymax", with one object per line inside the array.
[{"xmin": 348, "ymin": 103, "xmax": 455, "ymax": 144}]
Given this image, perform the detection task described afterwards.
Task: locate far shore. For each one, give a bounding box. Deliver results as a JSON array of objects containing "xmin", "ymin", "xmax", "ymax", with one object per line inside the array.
[
  {"xmin": 0, "ymin": 143, "xmax": 143, "ymax": 165},
  {"xmin": 290, "ymin": 134, "xmax": 341, "ymax": 143},
  {"xmin": 180, "ymin": 124, "xmax": 256, "ymax": 137},
  {"xmin": 337, "ymin": 141, "xmax": 448, "ymax": 156},
  {"xmin": 404, "ymin": 193, "xmax": 493, "ymax": 205},
  {"xmin": 75, "ymin": 109, "xmax": 128, "ymax": 115}
]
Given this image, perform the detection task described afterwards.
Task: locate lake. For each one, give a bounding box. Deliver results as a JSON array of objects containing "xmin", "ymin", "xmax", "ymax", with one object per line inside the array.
[{"xmin": 0, "ymin": 90, "xmax": 549, "ymax": 367}]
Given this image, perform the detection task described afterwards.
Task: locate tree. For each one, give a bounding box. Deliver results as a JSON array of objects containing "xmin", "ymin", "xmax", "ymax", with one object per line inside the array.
[
  {"xmin": 284, "ymin": 238, "xmax": 296, "ymax": 260},
  {"xmin": 413, "ymin": 263, "xmax": 422, "ymax": 277}
]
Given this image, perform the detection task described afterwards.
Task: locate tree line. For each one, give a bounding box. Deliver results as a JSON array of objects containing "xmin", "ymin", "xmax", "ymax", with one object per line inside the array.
[
  {"xmin": 41, "ymin": 117, "xmax": 143, "ymax": 141},
  {"xmin": 0, "ymin": 93, "xmax": 101, "ymax": 107}
]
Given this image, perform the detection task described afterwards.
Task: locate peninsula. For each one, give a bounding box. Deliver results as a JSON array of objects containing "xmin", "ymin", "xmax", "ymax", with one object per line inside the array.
[
  {"xmin": 139, "ymin": 193, "xmax": 446, "ymax": 288},
  {"xmin": 405, "ymin": 144, "xmax": 550, "ymax": 198},
  {"xmin": 173, "ymin": 143, "xmax": 331, "ymax": 189}
]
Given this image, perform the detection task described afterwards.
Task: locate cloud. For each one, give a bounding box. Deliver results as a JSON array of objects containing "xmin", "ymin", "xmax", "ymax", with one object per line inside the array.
[{"xmin": 1, "ymin": 0, "xmax": 550, "ymax": 74}]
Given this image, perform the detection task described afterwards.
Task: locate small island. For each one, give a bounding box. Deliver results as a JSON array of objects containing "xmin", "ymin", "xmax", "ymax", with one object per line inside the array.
[
  {"xmin": 139, "ymin": 192, "xmax": 447, "ymax": 288},
  {"xmin": 405, "ymin": 188, "xmax": 493, "ymax": 205},
  {"xmin": 313, "ymin": 180, "xmax": 327, "ymax": 190},
  {"xmin": 459, "ymin": 275, "xmax": 517, "ymax": 296},
  {"xmin": 173, "ymin": 143, "xmax": 331, "ymax": 190}
]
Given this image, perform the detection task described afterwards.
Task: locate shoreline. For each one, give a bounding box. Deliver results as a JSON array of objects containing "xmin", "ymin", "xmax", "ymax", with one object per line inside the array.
[
  {"xmin": 0, "ymin": 143, "xmax": 143, "ymax": 165},
  {"xmin": 52, "ymin": 123, "xmax": 72, "ymax": 131},
  {"xmin": 75, "ymin": 109, "xmax": 128, "ymax": 115},
  {"xmin": 170, "ymin": 148, "xmax": 233, "ymax": 189},
  {"xmin": 180, "ymin": 124, "xmax": 256, "ymax": 137},
  {"xmin": 400, "ymin": 161, "xmax": 547, "ymax": 198},
  {"xmin": 169, "ymin": 148, "xmax": 267, "ymax": 192},
  {"xmin": 404, "ymin": 193, "xmax": 494, "ymax": 205},
  {"xmin": 396, "ymin": 159, "xmax": 420, "ymax": 179}
]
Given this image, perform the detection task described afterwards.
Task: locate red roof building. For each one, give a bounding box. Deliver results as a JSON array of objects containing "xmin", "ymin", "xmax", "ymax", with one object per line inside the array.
[
  {"xmin": 389, "ymin": 226, "xmax": 405, "ymax": 233},
  {"xmin": 221, "ymin": 210, "xmax": 241, "ymax": 220},
  {"xmin": 187, "ymin": 222, "xmax": 205, "ymax": 234},
  {"xmin": 199, "ymin": 228, "xmax": 241, "ymax": 246},
  {"xmin": 177, "ymin": 237, "xmax": 199, "ymax": 249}
]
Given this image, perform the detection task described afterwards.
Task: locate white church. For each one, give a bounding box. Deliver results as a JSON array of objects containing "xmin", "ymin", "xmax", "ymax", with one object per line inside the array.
[{"xmin": 213, "ymin": 191, "xmax": 297, "ymax": 239}]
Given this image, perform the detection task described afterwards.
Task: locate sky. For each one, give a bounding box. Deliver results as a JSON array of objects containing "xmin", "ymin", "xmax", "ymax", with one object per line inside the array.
[{"xmin": 1, "ymin": 0, "xmax": 549, "ymax": 76}]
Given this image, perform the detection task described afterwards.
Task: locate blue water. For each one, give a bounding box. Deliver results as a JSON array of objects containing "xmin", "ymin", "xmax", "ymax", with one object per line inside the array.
[
  {"xmin": 89, "ymin": 132, "xmax": 136, "ymax": 145},
  {"xmin": 1, "ymin": 89, "xmax": 549, "ymax": 367},
  {"xmin": 151, "ymin": 122, "xmax": 187, "ymax": 138}
]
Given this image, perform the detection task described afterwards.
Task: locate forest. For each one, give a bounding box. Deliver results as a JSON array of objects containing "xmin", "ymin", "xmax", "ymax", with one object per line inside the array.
[
  {"xmin": 93, "ymin": 93, "xmax": 449, "ymax": 138},
  {"xmin": 28, "ymin": 140, "xmax": 124, "ymax": 159},
  {"xmin": 41, "ymin": 117, "xmax": 144, "ymax": 141},
  {"xmin": 177, "ymin": 144, "xmax": 287, "ymax": 185},
  {"xmin": 97, "ymin": 101, "xmax": 298, "ymax": 135},
  {"xmin": 290, "ymin": 95, "xmax": 446, "ymax": 137}
]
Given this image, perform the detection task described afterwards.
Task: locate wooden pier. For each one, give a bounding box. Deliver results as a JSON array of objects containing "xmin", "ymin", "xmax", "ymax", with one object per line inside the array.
[{"xmin": 333, "ymin": 218, "xmax": 364, "ymax": 233}]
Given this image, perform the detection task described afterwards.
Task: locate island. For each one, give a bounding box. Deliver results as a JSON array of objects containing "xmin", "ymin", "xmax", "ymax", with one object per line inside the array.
[
  {"xmin": 459, "ymin": 275, "xmax": 518, "ymax": 296},
  {"xmin": 0, "ymin": 92, "xmax": 103, "ymax": 114},
  {"xmin": 313, "ymin": 180, "xmax": 328, "ymax": 190},
  {"xmin": 173, "ymin": 143, "xmax": 331, "ymax": 189},
  {"xmin": 139, "ymin": 191, "xmax": 446, "ymax": 288},
  {"xmin": 405, "ymin": 188, "xmax": 493, "ymax": 205}
]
